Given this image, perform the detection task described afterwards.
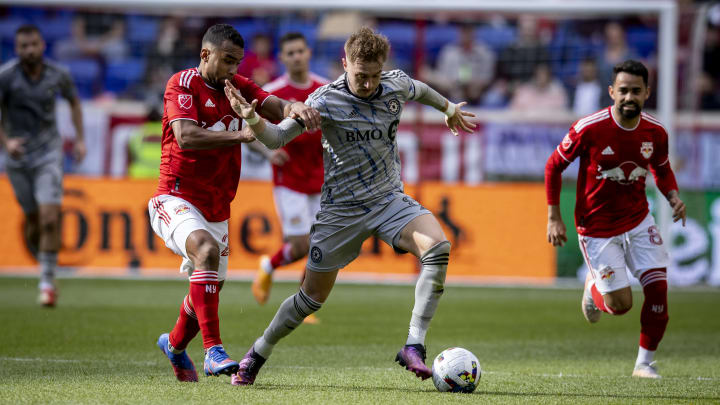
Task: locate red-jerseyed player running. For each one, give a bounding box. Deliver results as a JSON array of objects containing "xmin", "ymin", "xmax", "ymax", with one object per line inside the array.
[
  {"xmin": 149, "ymin": 24, "xmax": 321, "ymax": 382},
  {"xmin": 545, "ymin": 60, "xmax": 686, "ymax": 379},
  {"xmin": 247, "ymin": 33, "xmax": 328, "ymax": 320}
]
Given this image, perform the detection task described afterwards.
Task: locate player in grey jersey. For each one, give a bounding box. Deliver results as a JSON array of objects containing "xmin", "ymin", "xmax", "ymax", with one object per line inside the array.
[
  {"xmin": 225, "ymin": 27, "xmax": 476, "ymax": 386},
  {"xmin": 0, "ymin": 25, "xmax": 85, "ymax": 307}
]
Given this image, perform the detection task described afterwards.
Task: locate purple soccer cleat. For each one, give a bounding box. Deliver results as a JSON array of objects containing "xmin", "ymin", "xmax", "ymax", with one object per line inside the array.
[
  {"xmin": 395, "ymin": 344, "xmax": 432, "ymax": 380},
  {"xmin": 156, "ymin": 333, "xmax": 198, "ymax": 382},
  {"xmin": 204, "ymin": 345, "xmax": 239, "ymax": 377},
  {"xmin": 231, "ymin": 347, "xmax": 266, "ymax": 386}
]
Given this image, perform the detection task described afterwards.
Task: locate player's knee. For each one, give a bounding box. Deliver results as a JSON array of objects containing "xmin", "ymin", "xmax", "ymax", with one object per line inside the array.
[
  {"xmin": 190, "ymin": 238, "xmax": 220, "ymax": 269},
  {"xmin": 291, "ymin": 238, "xmax": 310, "ymax": 259},
  {"xmin": 38, "ymin": 214, "xmax": 60, "ymax": 234},
  {"xmin": 421, "ymin": 240, "xmax": 451, "ymax": 262},
  {"xmin": 606, "ymin": 297, "xmax": 632, "ymax": 315}
]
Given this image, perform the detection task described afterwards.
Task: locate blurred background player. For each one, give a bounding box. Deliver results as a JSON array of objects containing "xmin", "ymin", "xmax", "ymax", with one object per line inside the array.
[
  {"xmin": 225, "ymin": 26, "xmax": 476, "ymax": 386},
  {"xmin": 545, "ymin": 60, "xmax": 686, "ymax": 379},
  {"xmin": 150, "ymin": 24, "xmax": 320, "ymax": 382},
  {"xmin": 0, "ymin": 25, "xmax": 85, "ymax": 307},
  {"xmin": 247, "ymin": 32, "xmax": 328, "ymax": 324}
]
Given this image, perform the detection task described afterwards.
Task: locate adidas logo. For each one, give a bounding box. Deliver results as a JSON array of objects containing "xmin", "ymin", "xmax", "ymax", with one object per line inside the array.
[
  {"xmin": 205, "ymin": 99, "xmax": 216, "ymax": 108},
  {"xmin": 347, "ymin": 110, "xmax": 359, "ymax": 118},
  {"xmin": 601, "ymin": 146, "xmax": 614, "ymax": 155}
]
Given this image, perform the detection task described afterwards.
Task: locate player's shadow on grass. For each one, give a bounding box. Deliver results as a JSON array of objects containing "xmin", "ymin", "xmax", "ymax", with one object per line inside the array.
[{"xmin": 479, "ymin": 390, "xmax": 719, "ymax": 401}]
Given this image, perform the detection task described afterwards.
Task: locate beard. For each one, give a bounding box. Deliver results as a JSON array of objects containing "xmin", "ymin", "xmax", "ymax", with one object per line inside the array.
[{"xmin": 619, "ymin": 102, "xmax": 642, "ymax": 119}]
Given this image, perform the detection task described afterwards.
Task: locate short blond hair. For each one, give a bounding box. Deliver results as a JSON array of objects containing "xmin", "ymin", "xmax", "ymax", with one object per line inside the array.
[{"xmin": 344, "ymin": 26, "xmax": 390, "ymax": 64}]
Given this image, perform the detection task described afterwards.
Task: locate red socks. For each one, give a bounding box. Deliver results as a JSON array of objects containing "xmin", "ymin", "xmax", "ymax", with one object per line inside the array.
[
  {"xmin": 169, "ymin": 295, "xmax": 200, "ymax": 351},
  {"xmin": 639, "ymin": 268, "xmax": 669, "ymax": 351},
  {"xmin": 270, "ymin": 242, "xmax": 294, "ymax": 269},
  {"xmin": 189, "ymin": 270, "xmax": 222, "ymax": 349}
]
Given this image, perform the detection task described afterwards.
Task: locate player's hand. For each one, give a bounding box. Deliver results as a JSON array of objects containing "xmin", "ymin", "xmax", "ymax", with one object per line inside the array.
[
  {"xmin": 547, "ymin": 219, "xmax": 568, "ymax": 247},
  {"xmin": 445, "ymin": 101, "xmax": 477, "ymax": 136},
  {"xmin": 73, "ymin": 139, "xmax": 86, "ymax": 163},
  {"xmin": 269, "ymin": 149, "xmax": 290, "ymax": 166},
  {"xmin": 224, "ymin": 79, "xmax": 258, "ymax": 121},
  {"xmin": 5, "ymin": 138, "xmax": 25, "ymax": 159},
  {"xmin": 237, "ymin": 126, "xmax": 257, "ymax": 143},
  {"xmin": 668, "ymin": 193, "xmax": 687, "ymax": 226},
  {"xmin": 288, "ymin": 102, "xmax": 321, "ymax": 131}
]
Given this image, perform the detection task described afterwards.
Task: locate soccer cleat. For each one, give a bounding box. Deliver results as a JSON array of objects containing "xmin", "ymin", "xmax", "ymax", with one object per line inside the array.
[
  {"xmin": 251, "ymin": 256, "xmax": 273, "ymax": 305},
  {"xmin": 303, "ymin": 313, "xmax": 320, "ymax": 325},
  {"xmin": 156, "ymin": 333, "xmax": 198, "ymax": 382},
  {"xmin": 38, "ymin": 286, "xmax": 57, "ymax": 307},
  {"xmin": 395, "ymin": 344, "xmax": 432, "ymax": 380},
  {"xmin": 231, "ymin": 347, "xmax": 266, "ymax": 386},
  {"xmin": 203, "ymin": 345, "xmax": 239, "ymax": 377},
  {"xmin": 632, "ymin": 361, "xmax": 661, "ymax": 379},
  {"xmin": 581, "ymin": 275, "xmax": 601, "ymax": 323}
]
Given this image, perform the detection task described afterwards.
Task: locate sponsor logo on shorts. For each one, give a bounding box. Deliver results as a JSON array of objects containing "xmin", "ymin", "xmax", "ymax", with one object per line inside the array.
[
  {"xmin": 174, "ymin": 204, "xmax": 190, "ymax": 215},
  {"xmin": 599, "ymin": 267, "xmax": 615, "ymax": 282},
  {"xmin": 387, "ymin": 98, "xmax": 401, "ymax": 115},
  {"xmin": 310, "ymin": 246, "xmax": 322, "ymax": 264}
]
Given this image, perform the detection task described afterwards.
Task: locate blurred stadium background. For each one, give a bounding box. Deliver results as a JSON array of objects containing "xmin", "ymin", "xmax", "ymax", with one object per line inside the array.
[{"xmin": 0, "ymin": 0, "xmax": 719, "ymax": 287}]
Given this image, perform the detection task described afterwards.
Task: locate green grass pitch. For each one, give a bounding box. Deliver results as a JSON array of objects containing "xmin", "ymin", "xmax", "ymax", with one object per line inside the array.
[{"xmin": 1, "ymin": 277, "xmax": 719, "ymax": 404}]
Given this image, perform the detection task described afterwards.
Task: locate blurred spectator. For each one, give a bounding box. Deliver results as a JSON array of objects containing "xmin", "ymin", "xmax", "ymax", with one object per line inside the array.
[
  {"xmin": 238, "ymin": 33, "xmax": 278, "ymax": 87},
  {"xmin": 572, "ymin": 59, "xmax": 603, "ymax": 116},
  {"xmin": 697, "ymin": 72, "xmax": 720, "ymax": 110},
  {"xmin": 597, "ymin": 22, "xmax": 638, "ymax": 104},
  {"xmin": 54, "ymin": 14, "xmax": 128, "ymax": 62},
  {"xmin": 497, "ymin": 15, "xmax": 551, "ymax": 84},
  {"xmin": 509, "ymin": 63, "xmax": 568, "ymax": 112},
  {"xmin": 432, "ymin": 23, "xmax": 495, "ymax": 105}
]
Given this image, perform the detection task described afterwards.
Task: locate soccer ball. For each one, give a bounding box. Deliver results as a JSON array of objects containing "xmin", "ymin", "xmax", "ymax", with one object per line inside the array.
[{"xmin": 431, "ymin": 347, "xmax": 481, "ymax": 393}]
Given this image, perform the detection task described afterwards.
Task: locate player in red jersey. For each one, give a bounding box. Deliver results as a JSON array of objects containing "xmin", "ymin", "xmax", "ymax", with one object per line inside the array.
[
  {"xmin": 247, "ymin": 33, "xmax": 328, "ymax": 319},
  {"xmin": 149, "ymin": 24, "xmax": 321, "ymax": 382},
  {"xmin": 545, "ymin": 60, "xmax": 686, "ymax": 379}
]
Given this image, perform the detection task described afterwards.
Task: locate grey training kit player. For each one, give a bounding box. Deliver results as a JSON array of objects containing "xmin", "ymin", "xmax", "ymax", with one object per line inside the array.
[
  {"xmin": 0, "ymin": 58, "xmax": 77, "ymax": 210},
  {"xmin": 249, "ymin": 70, "xmax": 449, "ymax": 269}
]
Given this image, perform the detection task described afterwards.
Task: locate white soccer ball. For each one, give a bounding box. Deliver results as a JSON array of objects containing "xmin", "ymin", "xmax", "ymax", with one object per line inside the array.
[{"xmin": 431, "ymin": 347, "xmax": 481, "ymax": 393}]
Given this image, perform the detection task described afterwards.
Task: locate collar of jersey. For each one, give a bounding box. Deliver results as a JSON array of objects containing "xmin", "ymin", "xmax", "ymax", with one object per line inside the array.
[{"xmin": 342, "ymin": 73, "xmax": 383, "ymax": 102}]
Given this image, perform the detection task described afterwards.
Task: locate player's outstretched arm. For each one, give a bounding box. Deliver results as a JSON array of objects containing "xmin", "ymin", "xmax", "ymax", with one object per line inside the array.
[
  {"xmin": 225, "ymin": 79, "xmax": 305, "ymax": 150},
  {"xmin": 172, "ymin": 120, "xmax": 256, "ymax": 150},
  {"xmin": 412, "ymin": 79, "xmax": 476, "ymax": 136}
]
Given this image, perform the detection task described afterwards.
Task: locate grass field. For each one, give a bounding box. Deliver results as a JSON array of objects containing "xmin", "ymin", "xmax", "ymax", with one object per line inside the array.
[{"xmin": 1, "ymin": 277, "xmax": 719, "ymax": 404}]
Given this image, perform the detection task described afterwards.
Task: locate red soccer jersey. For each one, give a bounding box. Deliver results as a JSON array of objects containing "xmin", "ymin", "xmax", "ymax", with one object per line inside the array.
[
  {"xmin": 156, "ymin": 68, "xmax": 271, "ymax": 222},
  {"xmin": 552, "ymin": 107, "xmax": 672, "ymax": 237},
  {"xmin": 263, "ymin": 73, "xmax": 328, "ymax": 194}
]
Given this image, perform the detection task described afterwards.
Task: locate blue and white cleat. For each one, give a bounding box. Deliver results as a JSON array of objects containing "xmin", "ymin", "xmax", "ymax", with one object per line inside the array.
[
  {"xmin": 204, "ymin": 345, "xmax": 239, "ymax": 377},
  {"xmin": 156, "ymin": 333, "xmax": 198, "ymax": 382}
]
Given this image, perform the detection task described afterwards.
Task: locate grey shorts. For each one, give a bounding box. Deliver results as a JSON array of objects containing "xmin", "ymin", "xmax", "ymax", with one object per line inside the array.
[
  {"xmin": 6, "ymin": 150, "xmax": 63, "ymax": 214},
  {"xmin": 307, "ymin": 193, "xmax": 431, "ymax": 272}
]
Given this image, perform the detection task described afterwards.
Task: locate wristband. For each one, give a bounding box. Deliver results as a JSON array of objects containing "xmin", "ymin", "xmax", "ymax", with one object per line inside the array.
[
  {"xmin": 245, "ymin": 113, "xmax": 260, "ymax": 125},
  {"xmin": 443, "ymin": 101, "xmax": 456, "ymax": 117}
]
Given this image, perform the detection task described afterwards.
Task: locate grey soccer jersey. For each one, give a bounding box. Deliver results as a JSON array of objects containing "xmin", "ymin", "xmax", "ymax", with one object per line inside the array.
[
  {"xmin": 305, "ymin": 70, "xmax": 419, "ymax": 212},
  {"xmin": 0, "ymin": 59, "xmax": 77, "ymax": 167}
]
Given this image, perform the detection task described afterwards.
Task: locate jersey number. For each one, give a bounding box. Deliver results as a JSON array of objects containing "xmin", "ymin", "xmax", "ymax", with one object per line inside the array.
[{"xmin": 648, "ymin": 225, "xmax": 663, "ymax": 245}]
